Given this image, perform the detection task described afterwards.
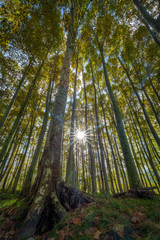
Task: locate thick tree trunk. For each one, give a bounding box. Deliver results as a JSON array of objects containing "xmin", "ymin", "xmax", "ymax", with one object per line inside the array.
[
  {"xmin": 17, "ymin": 3, "xmax": 77, "ymax": 238},
  {"xmin": 66, "ymin": 54, "xmax": 78, "ymax": 186}
]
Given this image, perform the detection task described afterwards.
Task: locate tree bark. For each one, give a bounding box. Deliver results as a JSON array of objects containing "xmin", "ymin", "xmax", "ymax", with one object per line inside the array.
[
  {"xmin": 90, "ymin": 25, "xmax": 140, "ymax": 189},
  {"xmin": 91, "ymin": 62, "xmax": 110, "ymax": 195},
  {"xmin": 133, "ymin": 0, "xmax": 160, "ymax": 33},
  {"xmin": 82, "ymin": 64, "xmax": 97, "ymax": 194},
  {"xmin": 17, "ymin": 2, "xmax": 77, "ymax": 238},
  {"xmin": 0, "ymin": 46, "xmax": 51, "ymax": 163},
  {"xmin": 22, "ymin": 57, "xmax": 56, "ymax": 196},
  {"xmin": 118, "ymin": 56, "xmax": 160, "ymax": 146},
  {"xmin": 66, "ymin": 53, "xmax": 78, "ymax": 187},
  {"xmin": 0, "ymin": 60, "xmax": 32, "ymax": 129}
]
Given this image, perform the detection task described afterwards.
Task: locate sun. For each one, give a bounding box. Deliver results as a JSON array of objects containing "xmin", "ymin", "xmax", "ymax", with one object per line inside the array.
[{"xmin": 76, "ymin": 131, "xmax": 85, "ymax": 140}]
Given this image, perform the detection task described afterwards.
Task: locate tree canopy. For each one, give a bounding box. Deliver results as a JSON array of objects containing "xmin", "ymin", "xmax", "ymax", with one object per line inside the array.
[{"xmin": 0, "ymin": 0, "xmax": 160, "ymax": 239}]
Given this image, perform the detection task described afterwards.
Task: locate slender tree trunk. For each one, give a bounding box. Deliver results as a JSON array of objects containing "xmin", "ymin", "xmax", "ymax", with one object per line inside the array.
[
  {"xmin": 130, "ymin": 100, "xmax": 160, "ymax": 186},
  {"xmin": 0, "ymin": 60, "xmax": 32, "ymax": 129},
  {"xmin": 125, "ymin": 126, "xmax": 145, "ymax": 186},
  {"xmin": 91, "ymin": 62, "xmax": 110, "ymax": 195},
  {"xmin": 142, "ymin": 19, "xmax": 160, "ymax": 48},
  {"xmin": 82, "ymin": 64, "xmax": 97, "ymax": 193},
  {"xmin": 0, "ymin": 114, "xmax": 25, "ymax": 176},
  {"xmin": 90, "ymin": 26, "xmax": 140, "ymax": 188},
  {"xmin": 101, "ymin": 128, "xmax": 116, "ymax": 193},
  {"xmin": 147, "ymin": 73, "xmax": 160, "ymax": 103},
  {"xmin": 147, "ymin": 133, "xmax": 160, "ymax": 164},
  {"xmin": 98, "ymin": 82, "xmax": 121, "ymax": 193},
  {"xmin": 122, "ymin": 90, "xmax": 159, "ymax": 189},
  {"xmin": 118, "ymin": 56, "xmax": 160, "ymax": 146},
  {"xmin": 12, "ymin": 115, "xmax": 36, "ymax": 193},
  {"xmin": 93, "ymin": 128, "xmax": 104, "ymax": 192},
  {"xmin": 133, "ymin": 63, "xmax": 160, "ymax": 127},
  {"xmin": 0, "ymin": 46, "xmax": 51, "ymax": 163},
  {"xmin": 22, "ymin": 59, "xmax": 56, "ymax": 196},
  {"xmin": 1, "ymin": 121, "xmax": 29, "ymax": 189},
  {"xmin": 114, "ymin": 137, "xmax": 129, "ymax": 190},
  {"xmin": 81, "ymin": 145, "xmax": 86, "ymax": 191}
]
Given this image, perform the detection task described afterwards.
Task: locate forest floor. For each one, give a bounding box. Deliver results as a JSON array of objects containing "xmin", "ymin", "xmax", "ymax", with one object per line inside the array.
[{"xmin": 0, "ymin": 192, "xmax": 160, "ymax": 240}]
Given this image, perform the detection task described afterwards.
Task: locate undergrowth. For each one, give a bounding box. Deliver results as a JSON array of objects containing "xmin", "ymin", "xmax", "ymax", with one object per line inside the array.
[
  {"xmin": 49, "ymin": 194, "xmax": 160, "ymax": 240},
  {"xmin": 0, "ymin": 192, "xmax": 160, "ymax": 239}
]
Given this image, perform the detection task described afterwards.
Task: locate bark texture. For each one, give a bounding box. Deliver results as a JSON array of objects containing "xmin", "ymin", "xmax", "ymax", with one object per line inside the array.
[{"xmin": 17, "ymin": 3, "xmax": 77, "ymax": 239}]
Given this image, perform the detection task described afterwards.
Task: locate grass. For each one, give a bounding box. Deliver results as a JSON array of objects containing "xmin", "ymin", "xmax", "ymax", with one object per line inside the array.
[
  {"xmin": 0, "ymin": 192, "xmax": 20, "ymax": 209},
  {"xmin": 0, "ymin": 192, "xmax": 160, "ymax": 239},
  {"xmin": 49, "ymin": 194, "xmax": 160, "ymax": 240}
]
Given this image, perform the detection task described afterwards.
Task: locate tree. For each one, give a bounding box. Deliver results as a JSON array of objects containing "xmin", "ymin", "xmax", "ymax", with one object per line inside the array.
[{"xmin": 17, "ymin": 1, "xmax": 85, "ymax": 237}]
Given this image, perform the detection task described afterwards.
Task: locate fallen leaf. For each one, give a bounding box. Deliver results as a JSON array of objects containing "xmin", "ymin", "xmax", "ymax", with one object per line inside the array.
[
  {"xmin": 69, "ymin": 230, "xmax": 76, "ymax": 237},
  {"xmin": 64, "ymin": 226, "xmax": 69, "ymax": 236},
  {"xmin": 114, "ymin": 224, "xmax": 124, "ymax": 238},
  {"xmin": 131, "ymin": 211, "xmax": 145, "ymax": 224},
  {"xmin": 57, "ymin": 230, "xmax": 65, "ymax": 240},
  {"xmin": 8, "ymin": 208, "xmax": 14, "ymax": 214},
  {"xmin": 66, "ymin": 217, "xmax": 74, "ymax": 224},
  {"xmin": 74, "ymin": 216, "xmax": 82, "ymax": 226},
  {"xmin": 47, "ymin": 238, "xmax": 55, "ymax": 240},
  {"xmin": 84, "ymin": 227, "xmax": 96, "ymax": 235},
  {"xmin": 81, "ymin": 207, "xmax": 85, "ymax": 218},
  {"xmin": 88, "ymin": 202, "xmax": 95, "ymax": 207},
  {"xmin": 9, "ymin": 226, "xmax": 16, "ymax": 235},
  {"xmin": 94, "ymin": 230, "xmax": 102, "ymax": 240}
]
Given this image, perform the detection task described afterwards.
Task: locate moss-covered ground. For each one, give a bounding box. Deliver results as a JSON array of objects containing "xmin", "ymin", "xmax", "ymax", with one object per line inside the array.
[{"xmin": 0, "ymin": 192, "xmax": 160, "ymax": 239}]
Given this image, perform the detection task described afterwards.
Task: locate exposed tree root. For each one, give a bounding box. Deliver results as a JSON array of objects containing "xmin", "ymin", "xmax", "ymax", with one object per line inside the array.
[
  {"xmin": 113, "ymin": 187, "xmax": 158, "ymax": 199},
  {"xmin": 57, "ymin": 181, "xmax": 96, "ymax": 211},
  {"xmin": 15, "ymin": 182, "xmax": 95, "ymax": 239}
]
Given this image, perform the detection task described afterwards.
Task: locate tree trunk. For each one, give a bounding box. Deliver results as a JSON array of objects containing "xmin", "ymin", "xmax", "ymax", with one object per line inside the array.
[
  {"xmin": 82, "ymin": 65, "xmax": 97, "ymax": 194},
  {"xmin": 91, "ymin": 62, "xmax": 110, "ymax": 195},
  {"xmin": 0, "ymin": 46, "xmax": 51, "ymax": 163},
  {"xmin": 118, "ymin": 56, "xmax": 160, "ymax": 146},
  {"xmin": 133, "ymin": 0, "xmax": 160, "ymax": 33},
  {"xmin": 90, "ymin": 26, "xmax": 140, "ymax": 188},
  {"xmin": 133, "ymin": 63, "xmax": 160, "ymax": 127},
  {"xmin": 0, "ymin": 60, "xmax": 32, "ymax": 129},
  {"xmin": 66, "ymin": 53, "xmax": 78, "ymax": 187},
  {"xmin": 22, "ymin": 59, "xmax": 55, "ymax": 196},
  {"xmin": 12, "ymin": 115, "xmax": 36, "ymax": 193},
  {"xmin": 17, "ymin": 3, "xmax": 77, "ymax": 238}
]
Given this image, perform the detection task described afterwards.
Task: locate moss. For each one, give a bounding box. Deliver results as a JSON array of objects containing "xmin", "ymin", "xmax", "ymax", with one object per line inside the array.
[{"xmin": 49, "ymin": 194, "xmax": 160, "ymax": 240}]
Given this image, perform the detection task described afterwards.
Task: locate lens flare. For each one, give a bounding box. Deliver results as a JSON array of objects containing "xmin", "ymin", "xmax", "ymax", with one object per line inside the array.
[{"xmin": 76, "ymin": 131, "xmax": 85, "ymax": 140}]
